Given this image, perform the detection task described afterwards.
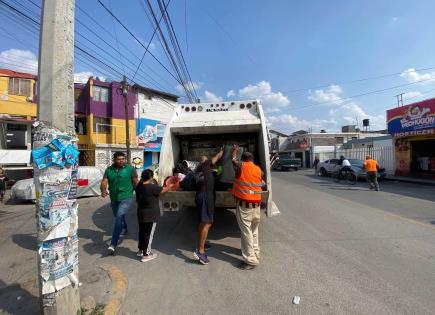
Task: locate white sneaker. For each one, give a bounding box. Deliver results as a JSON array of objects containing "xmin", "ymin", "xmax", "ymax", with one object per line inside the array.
[
  {"xmin": 108, "ymin": 246, "xmax": 115, "ymax": 256},
  {"xmin": 141, "ymin": 253, "xmax": 157, "ymax": 262},
  {"xmin": 136, "ymin": 250, "xmax": 143, "ymax": 257}
]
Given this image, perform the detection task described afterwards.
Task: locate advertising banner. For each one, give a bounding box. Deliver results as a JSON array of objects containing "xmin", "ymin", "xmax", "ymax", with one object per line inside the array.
[
  {"xmin": 136, "ymin": 118, "xmax": 166, "ymax": 152},
  {"xmin": 387, "ymin": 99, "xmax": 435, "ymax": 137}
]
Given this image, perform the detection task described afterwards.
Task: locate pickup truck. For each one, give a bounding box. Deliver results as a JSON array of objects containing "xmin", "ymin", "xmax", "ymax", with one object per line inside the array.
[
  {"xmin": 158, "ymin": 100, "xmax": 279, "ymax": 216},
  {"xmin": 271, "ymin": 152, "xmax": 301, "ymax": 171}
]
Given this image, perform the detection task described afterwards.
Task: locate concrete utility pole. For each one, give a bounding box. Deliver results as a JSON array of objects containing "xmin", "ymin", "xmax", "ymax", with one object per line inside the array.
[
  {"xmin": 37, "ymin": 0, "xmax": 80, "ymax": 314},
  {"xmin": 122, "ymin": 76, "xmax": 131, "ymax": 163}
]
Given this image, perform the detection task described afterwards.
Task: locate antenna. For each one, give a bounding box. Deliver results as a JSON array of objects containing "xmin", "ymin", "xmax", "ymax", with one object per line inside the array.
[{"xmin": 395, "ymin": 93, "xmax": 404, "ymax": 108}]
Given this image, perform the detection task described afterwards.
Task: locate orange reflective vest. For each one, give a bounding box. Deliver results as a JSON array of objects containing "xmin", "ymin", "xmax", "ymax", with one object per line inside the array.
[
  {"xmin": 232, "ymin": 161, "xmax": 263, "ymax": 203},
  {"xmin": 364, "ymin": 159, "xmax": 378, "ymax": 172}
]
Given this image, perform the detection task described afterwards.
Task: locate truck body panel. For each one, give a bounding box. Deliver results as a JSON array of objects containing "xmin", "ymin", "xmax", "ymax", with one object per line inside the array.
[{"xmin": 159, "ymin": 100, "xmax": 279, "ymax": 216}]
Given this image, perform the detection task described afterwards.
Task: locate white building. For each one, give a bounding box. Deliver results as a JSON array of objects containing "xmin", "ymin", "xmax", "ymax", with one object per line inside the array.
[{"xmin": 134, "ymin": 84, "xmax": 179, "ymax": 169}]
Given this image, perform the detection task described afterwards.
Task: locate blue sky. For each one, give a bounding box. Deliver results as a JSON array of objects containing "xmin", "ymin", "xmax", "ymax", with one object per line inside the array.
[{"xmin": 1, "ymin": 0, "xmax": 435, "ymax": 133}]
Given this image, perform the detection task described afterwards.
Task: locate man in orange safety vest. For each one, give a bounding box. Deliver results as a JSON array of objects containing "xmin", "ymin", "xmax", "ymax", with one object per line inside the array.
[{"xmin": 231, "ymin": 145, "xmax": 264, "ymax": 270}]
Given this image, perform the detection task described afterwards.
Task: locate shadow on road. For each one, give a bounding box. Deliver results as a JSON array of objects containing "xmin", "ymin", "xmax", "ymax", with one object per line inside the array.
[
  {"xmin": 303, "ymin": 173, "xmax": 435, "ymax": 202},
  {"xmin": 11, "ymin": 233, "xmax": 36, "ymax": 251},
  {"xmin": 80, "ymin": 202, "xmax": 242, "ymax": 266},
  {"xmin": 0, "ymin": 279, "xmax": 39, "ymax": 315}
]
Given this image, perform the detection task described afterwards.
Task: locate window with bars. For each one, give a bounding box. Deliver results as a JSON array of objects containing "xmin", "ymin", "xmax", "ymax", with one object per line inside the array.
[
  {"xmin": 92, "ymin": 86, "xmax": 110, "ymax": 102},
  {"xmin": 8, "ymin": 78, "xmax": 31, "ymax": 97},
  {"xmin": 93, "ymin": 117, "xmax": 111, "ymax": 134}
]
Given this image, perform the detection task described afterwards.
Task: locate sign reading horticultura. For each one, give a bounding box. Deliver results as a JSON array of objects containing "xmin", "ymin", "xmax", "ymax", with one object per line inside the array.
[{"xmin": 387, "ymin": 98, "xmax": 435, "ymax": 137}]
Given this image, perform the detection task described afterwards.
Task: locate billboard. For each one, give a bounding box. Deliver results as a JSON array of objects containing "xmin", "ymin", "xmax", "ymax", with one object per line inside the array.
[
  {"xmin": 387, "ymin": 98, "xmax": 435, "ymax": 137},
  {"xmin": 136, "ymin": 118, "xmax": 166, "ymax": 152}
]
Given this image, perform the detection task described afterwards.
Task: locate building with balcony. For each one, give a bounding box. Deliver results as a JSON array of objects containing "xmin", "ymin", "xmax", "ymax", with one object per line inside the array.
[
  {"xmin": 74, "ymin": 77, "xmax": 142, "ymax": 168},
  {"xmin": 0, "ymin": 69, "xmax": 37, "ymax": 178}
]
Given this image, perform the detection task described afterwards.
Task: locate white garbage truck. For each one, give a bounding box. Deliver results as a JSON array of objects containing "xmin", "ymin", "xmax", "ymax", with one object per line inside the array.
[{"xmin": 158, "ymin": 99, "xmax": 279, "ymax": 216}]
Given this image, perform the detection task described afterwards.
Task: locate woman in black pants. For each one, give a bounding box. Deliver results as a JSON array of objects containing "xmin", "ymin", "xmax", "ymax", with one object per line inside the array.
[{"xmin": 135, "ymin": 169, "xmax": 173, "ymax": 262}]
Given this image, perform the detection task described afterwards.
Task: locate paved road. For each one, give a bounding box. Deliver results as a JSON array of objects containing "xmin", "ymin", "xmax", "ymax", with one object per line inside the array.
[{"xmin": 0, "ymin": 171, "xmax": 434, "ymax": 314}]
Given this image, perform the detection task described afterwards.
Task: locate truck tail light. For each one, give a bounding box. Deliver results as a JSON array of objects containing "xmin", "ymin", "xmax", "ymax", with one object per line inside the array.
[
  {"xmin": 240, "ymin": 104, "xmax": 245, "ymax": 109},
  {"xmin": 247, "ymin": 103, "xmax": 252, "ymax": 109},
  {"xmin": 185, "ymin": 107, "xmax": 190, "ymax": 112}
]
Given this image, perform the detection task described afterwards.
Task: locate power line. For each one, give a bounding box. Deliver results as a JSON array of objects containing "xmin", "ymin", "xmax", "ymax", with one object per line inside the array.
[
  {"xmin": 12, "ymin": 0, "xmax": 174, "ymax": 92},
  {"xmin": 157, "ymin": 0, "xmax": 198, "ymax": 99},
  {"xmin": 142, "ymin": 0, "xmax": 195, "ymax": 102},
  {"xmin": 290, "ymin": 77, "xmax": 435, "ymax": 111},
  {"xmin": 96, "ymin": 0, "xmax": 183, "ymax": 85},
  {"xmin": 132, "ymin": 0, "xmax": 170, "ymax": 82}
]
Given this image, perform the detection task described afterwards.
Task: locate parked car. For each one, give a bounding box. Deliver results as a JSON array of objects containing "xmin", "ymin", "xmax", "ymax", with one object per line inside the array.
[
  {"xmin": 272, "ymin": 152, "xmax": 302, "ymax": 171},
  {"xmin": 10, "ymin": 166, "xmax": 104, "ymax": 201},
  {"xmin": 317, "ymin": 158, "xmax": 386, "ymax": 180}
]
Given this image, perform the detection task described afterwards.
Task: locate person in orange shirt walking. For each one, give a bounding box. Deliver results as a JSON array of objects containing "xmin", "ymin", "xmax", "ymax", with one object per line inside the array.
[{"xmin": 364, "ymin": 155, "xmax": 380, "ymax": 191}]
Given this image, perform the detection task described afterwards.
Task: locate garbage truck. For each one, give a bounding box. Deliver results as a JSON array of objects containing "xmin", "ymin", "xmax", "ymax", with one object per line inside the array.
[{"xmin": 158, "ymin": 100, "xmax": 279, "ymax": 216}]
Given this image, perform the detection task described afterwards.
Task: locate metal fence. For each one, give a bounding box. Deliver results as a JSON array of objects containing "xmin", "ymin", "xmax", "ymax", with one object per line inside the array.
[{"xmin": 336, "ymin": 146, "xmax": 395, "ymax": 175}]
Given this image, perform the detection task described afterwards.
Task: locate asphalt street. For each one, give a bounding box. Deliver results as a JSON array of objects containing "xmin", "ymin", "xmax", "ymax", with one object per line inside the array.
[{"xmin": 0, "ymin": 170, "xmax": 434, "ymax": 314}]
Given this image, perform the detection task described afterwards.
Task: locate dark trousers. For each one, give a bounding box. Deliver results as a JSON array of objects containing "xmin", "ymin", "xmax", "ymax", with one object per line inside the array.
[
  {"xmin": 138, "ymin": 222, "xmax": 157, "ymax": 255},
  {"xmin": 367, "ymin": 172, "xmax": 379, "ymax": 190}
]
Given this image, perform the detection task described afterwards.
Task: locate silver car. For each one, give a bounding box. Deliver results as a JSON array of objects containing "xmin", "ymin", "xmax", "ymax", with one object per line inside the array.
[
  {"xmin": 317, "ymin": 158, "xmax": 386, "ymax": 180},
  {"xmin": 11, "ymin": 166, "xmax": 104, "ymax": 201}
]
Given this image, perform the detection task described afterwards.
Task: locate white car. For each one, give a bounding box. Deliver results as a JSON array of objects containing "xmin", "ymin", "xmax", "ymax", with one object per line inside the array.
[
  {"xmin": 11, "ymin": 166, "xmax": 104, "ymax": 201},
  {"xmin": 317, "ymin": 158, "xmax": 387, "ymax": 180}
]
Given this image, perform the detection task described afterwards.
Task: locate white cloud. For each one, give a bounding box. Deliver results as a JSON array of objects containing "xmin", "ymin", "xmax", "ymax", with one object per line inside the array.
[
  {"xmin": 403, "ymin": 91, "xmax": 422, "ymax": 99},
  {"xmin": 0, "ymin": 49, "xmax": 38, "ymax": 74},
  {"xmin": 329, "ymin": 101, "xmax": 386, "ymax": 130},
  {"xmin": 308, "ymin": 84, "xmax": 343, "ymax": 104},
  {"xmin": 74, "ymin": 71, "xmax": 106, "ymax": 83},
  {"xmin": 267, "ymin": 114, "xmax": 338, "ymax": 133},
  {"xmin": 227, "ymin": 80, "xmax": 290, "ymax": 113},
  {"xmin": 176, "ymin": 81, "xmax": 203, "ymax": 93},
  {"xmin": 203, "ymin": 90, "xmax": 223, "ymax": 102},
  {"xmin": 400, "ymin": 68, "xmax": 435, "ymax": 84},
  {"xmin": 74, "ymin": 72, "xmax": 92, "ymax": 83}
]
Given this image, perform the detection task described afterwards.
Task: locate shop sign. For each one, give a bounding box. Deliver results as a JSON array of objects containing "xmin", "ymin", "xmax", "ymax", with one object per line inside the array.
[{"xmin": 387, "ymin": 99, "xmax": 435, "ymax": 137}]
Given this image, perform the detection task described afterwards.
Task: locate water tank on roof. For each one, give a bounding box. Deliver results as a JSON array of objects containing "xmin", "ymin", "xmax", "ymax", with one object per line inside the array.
[{"xmin": 363, "ymin": 119, "xmax": 370, "ymax": 127}]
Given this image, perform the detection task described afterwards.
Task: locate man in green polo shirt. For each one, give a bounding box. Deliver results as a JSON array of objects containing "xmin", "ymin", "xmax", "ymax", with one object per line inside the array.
[{"xmin": 100, "ymin": 151, "xmax": 138, "ymax": 255}]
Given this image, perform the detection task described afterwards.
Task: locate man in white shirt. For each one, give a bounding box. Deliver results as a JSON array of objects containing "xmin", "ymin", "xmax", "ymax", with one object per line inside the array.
[{"xmin": 338, "ymin": 155, "xmax": 351, "ymax": 179}]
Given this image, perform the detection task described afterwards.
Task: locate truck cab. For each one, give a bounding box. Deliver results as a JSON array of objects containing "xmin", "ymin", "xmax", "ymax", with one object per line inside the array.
[{"xmin": 158, "ymin": 100, "xmax": 279, "ymax": 216}]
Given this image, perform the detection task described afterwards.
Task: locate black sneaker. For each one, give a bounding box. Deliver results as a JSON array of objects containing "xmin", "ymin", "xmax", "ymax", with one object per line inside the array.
[{"xmin": 238, "ymin": 262, "xmax": 256, "ymax": 270}]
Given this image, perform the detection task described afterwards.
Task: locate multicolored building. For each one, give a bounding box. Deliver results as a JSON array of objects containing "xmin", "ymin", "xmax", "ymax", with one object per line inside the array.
[
  {"xmin": 74, "ymin": 77, "xmax": 142, "ymax": 168},
  {"xmin": 387, "ymin": 98, "xmax": 435, "ymax": 178}
]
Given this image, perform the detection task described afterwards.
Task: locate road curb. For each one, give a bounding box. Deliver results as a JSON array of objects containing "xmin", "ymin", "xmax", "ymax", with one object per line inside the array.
[{"xmin": 100, "ymin": 265, "xmax": 128, "ymax": 315}]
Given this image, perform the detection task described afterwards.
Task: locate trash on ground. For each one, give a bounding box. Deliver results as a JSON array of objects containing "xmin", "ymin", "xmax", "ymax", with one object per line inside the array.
[{"xmin": 292, "ymin": 296, "xmax": 300, "ymax": 305}]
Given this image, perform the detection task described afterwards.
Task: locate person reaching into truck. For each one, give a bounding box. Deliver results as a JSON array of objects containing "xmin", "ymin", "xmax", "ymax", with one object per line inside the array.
[
  {"xmin": 135, "ymin": 169, "xmax": 174, "ymax": 262},
  {"xmin": 193, "ymin": 148, "xmax": 224, "ymax": 265},
  {"xmin": 364, "ymin": 155, "xmax": 380, "ymax": 191},
  {"xmin": 231, "ymin": 145, "xmax": 264, "ymax": 270}
]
